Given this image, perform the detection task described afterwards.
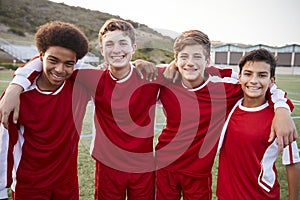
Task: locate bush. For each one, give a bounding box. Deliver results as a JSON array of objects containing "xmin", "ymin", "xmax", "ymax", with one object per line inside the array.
[{"xmin": 8, "ymin": 28, "xmax": 26, "ymax": 37}]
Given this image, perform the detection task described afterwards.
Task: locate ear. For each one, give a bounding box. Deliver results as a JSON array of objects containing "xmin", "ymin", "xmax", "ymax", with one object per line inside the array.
[
  {"xmin": 271, "ymin": 76, "xmax": 276, "ymax": 83},
  {"xmin": 238, "ymin": 73, "xmax": 241, "ymax": 83},
  {"xmin": 132, "ymin": 43, "xmax": 137, "ymax": 51},
  {"xmin": 271, "ymin": 76, "xmax": 276, "ymax": 84},
  {"xmin": 269, "ymin": 76, "xmax": 276, "ymax": 86},
  {"xmin": 174, "ymin": 53, "xmax": 178, "ymax": 62},
  {"xmin": 39, "ymin": 52, "xmax": 43, "ymax": 61},
  {"xmin": 206, "ymin": 57, "xmax": 211, "ymax": 67},
  {"xmin": 131, "ymin": 43, "xmax": 137, "ymax": 55},
  {"xmin": 99, "ymin": 45, "xmax": 104, "ymax": 56}
]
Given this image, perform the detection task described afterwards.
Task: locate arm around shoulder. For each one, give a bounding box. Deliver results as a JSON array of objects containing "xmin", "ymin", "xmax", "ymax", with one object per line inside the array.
[
  {"xmin": 0, "ymin": 84, "xmax": 23, "ymax": 128},
  {"xmin": 269, "ymin": 84, "xmax": 297, "ymax": 151}
]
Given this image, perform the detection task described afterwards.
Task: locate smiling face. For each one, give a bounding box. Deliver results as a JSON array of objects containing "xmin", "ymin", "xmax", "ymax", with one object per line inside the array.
[
  {"xmin": 100, "ymin": 30, "xmax": 136, "ymax": 70},
  {"xmin": 38, "ymin": 46, "xmax": 76, "ymax": 90},
  {"xmin": 239, "ymin": 61, "xmax": 275, "ymax": 107},
  {"xmin": 176, "ymin": 44, "xmax": 209, "ymax": 88}
]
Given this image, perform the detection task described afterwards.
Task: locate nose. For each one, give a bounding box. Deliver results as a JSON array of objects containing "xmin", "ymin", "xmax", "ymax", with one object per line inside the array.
[
  {"xmin": 54, "ymin": 63, "xmax": 64, "ymax": 73},
  {"xmin": 249, "ymin": 75, "xmax": 258, "ymax": 84},
  {"xmin": 186, "ymin": 58, "xmax": 194, "ymax": 67},
  {"xmin": 112, "ymin": 43, "xmax": 121, "ymax": 53}
]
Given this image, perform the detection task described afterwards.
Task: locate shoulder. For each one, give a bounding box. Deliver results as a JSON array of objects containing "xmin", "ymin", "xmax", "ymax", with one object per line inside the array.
[{"xmin": 209, "ymin": 76, "xmax": 239, "ymax": 84}]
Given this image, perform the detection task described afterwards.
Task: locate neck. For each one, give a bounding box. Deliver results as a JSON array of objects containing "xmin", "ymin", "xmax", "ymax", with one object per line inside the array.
[
  {"xmin": 182, "ymin": 76, "xmax": 207, "ymax": 89},
  {"xmin": 242, "ymin": 96, "xmax": 266, "ymax": 108},
  {"xmin": 109, "ymin": 64, "xmax": 131, "ymax": 80},
  {"xmin": 36, "ymin": 74, "xmax": 59, "ymax": 91}
]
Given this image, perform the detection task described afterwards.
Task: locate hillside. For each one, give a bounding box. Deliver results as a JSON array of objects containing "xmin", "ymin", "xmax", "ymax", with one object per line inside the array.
[{"xmin": 0, "ymin": 0, "xmax": 174, "ymax": 64}]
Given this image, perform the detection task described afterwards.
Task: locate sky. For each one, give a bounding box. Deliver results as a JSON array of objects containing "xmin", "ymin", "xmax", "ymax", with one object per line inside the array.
[{"xmin": 50, "ymin": 0, "xmax": 300, "ymax": 47}]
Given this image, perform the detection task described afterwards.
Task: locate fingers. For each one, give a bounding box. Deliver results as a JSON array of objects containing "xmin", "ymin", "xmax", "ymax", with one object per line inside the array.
[
  {"xmin": 1, "ymin": 111, "xmax": 10, "ymax": 129},
  {"xmin": 268, "ymin": 128, "xmax": 275, "ymax": 142},
  {"xmin": 135, "ymin": 67, "xmax": 144, "ymax": 79},
  {"xmin": 173, "ymin": 71, "xmax": 180, "ymax": 83},
  {"xmin": 277, "ymin": 136, "xmax": 284, "ymax": 153},
  {"xmin": 163, "ymin": 67, "xmax": 172, "ymax": 80},
  {"xmin": 145, "ymin": 65, "xmax": 153, "ymax": 81},
  {"xmin": 283, "ymin": 135, "xmax": 290, "ymax": 148},
  {"xmin": 293, "ymin": 130, "xmax": 298, "ymax": 141},
  {"xmin": 292, "ymin": 121, "xmax": 298, "ymax": 141},
  {"xmin": 0, "ymin": 107, "xmax": 19, "ymax": 129},
  {"xmin": 163, "ymin": 67, "xmax": 177, "ymax": 81},
  {"xmin": 146, "ymin": 63, "xmax": 157, "ymax": 82},
  {"xmin": 154, "ymin": 66, "xmax": 158, "ymax": 78},
  {"xmin": 133, "ymin": 59, "xmax": 157, "ymax": 81},
  {"xmin": 13, "ymin": 106, "xmax": 19, "ymax": 124},
  {"xmin": 146, "ymin": 65, "xmax": 158, "ymax": 81},
  {"xmin": 163, "ymin": 60, "xmax": 179, "ymax": 82}
]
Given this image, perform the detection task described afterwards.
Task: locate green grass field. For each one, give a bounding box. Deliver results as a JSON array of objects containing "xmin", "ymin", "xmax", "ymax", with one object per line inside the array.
[{"xmin": 0, "ymin": 70, "xmax": 299, "ymax": 199}]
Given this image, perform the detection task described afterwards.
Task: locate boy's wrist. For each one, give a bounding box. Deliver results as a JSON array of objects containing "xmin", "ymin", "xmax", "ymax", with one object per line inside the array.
[
  {"xmin": 274, "ymin": 102, "xmax": 291, "ymax": 113},
  {"xmin": 6, "ymin": 83, "xmax": 24, "ymax": 94}
]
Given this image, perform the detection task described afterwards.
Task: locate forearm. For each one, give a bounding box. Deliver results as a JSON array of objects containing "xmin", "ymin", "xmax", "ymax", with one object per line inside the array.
[
  {"xmin": 269, "ymin": 83, "xmax": 297, "ymax": 151},
  {"xmin": 286, "ymin": 163, "xmax": 300, "ymax": 200},
  {"xmin": 0, "ymin": 84, "xmax": 23, "ymax": 127}
]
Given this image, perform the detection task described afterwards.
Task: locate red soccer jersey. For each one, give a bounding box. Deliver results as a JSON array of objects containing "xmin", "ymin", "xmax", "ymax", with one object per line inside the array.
[
  {"xmin": 155, "ymin": 76, "xmax": 243, "ymax": 176},
  {"xmin": 74, "ymin": 65, "xmax": 168, "ymax": 173},
  {"xmin": 1, "ymin": 80, "xmax": 89, "ymax": 192},
  {"xmin": 6, "ymin": 56, "xmax": 292, "ymax": 176},
  {"xmin": 217, "ymin": 101, "xmax": 300, "ymax": 200}
]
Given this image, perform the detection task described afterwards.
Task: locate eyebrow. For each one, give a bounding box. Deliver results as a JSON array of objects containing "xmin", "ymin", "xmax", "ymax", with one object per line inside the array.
[
  {"xmin": 243, "ymin": 69, "xmax": 269, "ymax": 74},
  {"xmin": 47, "ymin": 55, "xmax": 76, "ymax": 63}
]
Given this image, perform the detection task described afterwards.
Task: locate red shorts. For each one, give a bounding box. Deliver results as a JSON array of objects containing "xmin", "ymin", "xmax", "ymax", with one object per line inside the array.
[
  {"xmin": 156, "ymin": 168, "xmax": 212, "ymax": 200},
  {"xmin": 12, "ymin": 178, "xmax": 79, "ymax": 200},
  {"xmin": 94, "ymin": 161, "xmax": 155, "ymax": 200}
]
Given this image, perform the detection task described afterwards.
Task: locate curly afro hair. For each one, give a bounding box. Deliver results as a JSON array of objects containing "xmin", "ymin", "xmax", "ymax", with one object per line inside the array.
[{"xmin": 35, "ymin": 21, "xmax": 89, "ymax": 60}]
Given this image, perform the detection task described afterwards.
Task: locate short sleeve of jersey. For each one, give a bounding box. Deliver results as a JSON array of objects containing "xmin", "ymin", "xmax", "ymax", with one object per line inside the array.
[{"xmin": 282, "ymin": 141, "xmax": 300, "ymax": 165}]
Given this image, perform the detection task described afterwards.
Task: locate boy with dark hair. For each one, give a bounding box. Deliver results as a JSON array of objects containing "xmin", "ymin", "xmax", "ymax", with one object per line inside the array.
[
  {"xmin": 0, "ymin": 21, "xmax": 90, "ymax": 200},
  {"xmin": 216, "ymin": 48, "xmax": 300, "ymax": 200}
]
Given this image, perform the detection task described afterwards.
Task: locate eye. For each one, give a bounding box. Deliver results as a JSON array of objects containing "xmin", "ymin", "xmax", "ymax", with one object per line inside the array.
[
  {"xmin": 105, "ymin": 42, "xmax": 114, "ymax": 47},
  {"xmin": 259, "ymin": 74, "xmax": 268, "ymax": 78},
  {"xmin": 194, "ymin": 55, "xmax": 202, "ymax": 59},
  {"xmin": 120, "ymin": 41, "xmax": 129, "ymax": 46},
  {"xmin": 48, "ymin": 58, "xmax": 58, "ymax": 64},
  {"xmin": 179, "ymin": 55, "xmax": 188, "ymax": 60},
  {"xmin": 65, "ymin": 62, "xmax": 75, "ymax": 68},
  {"xmin": 243, "ymin": 72, "xmax": 251, "ymax": 76}
]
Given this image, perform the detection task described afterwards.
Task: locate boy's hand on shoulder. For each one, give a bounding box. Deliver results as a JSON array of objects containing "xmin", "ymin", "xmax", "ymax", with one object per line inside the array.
[
  {"xmin": 133, "ymin": 59, "xmax": 158, "ymax": 81},
  {"xmin": 269, "ymin": 107, "xmax": 298, "ymax": 152},
  {"xmin": 163, "ymin": 60, "xmax": 180, "ymax": 83},
  {"xmin": 0, "ymin": 84, "xmax": 23, "ymax": 128}
]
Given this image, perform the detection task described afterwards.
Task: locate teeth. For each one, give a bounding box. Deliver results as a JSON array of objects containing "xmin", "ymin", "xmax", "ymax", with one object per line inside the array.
[
  {"xmin": 53, "ymin": 74, "xmax": 63, "ymax": 78},
  {"xmin": 247, "ymin": 86, "xmax": 260, "ymax": 90},
  {"xmin": 52, "ymin": 73, "xmax": 64, "ymax": 81},
  {"xmin": 112, "ymin": 55, "xmax": 124, "ymax": 59}
]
